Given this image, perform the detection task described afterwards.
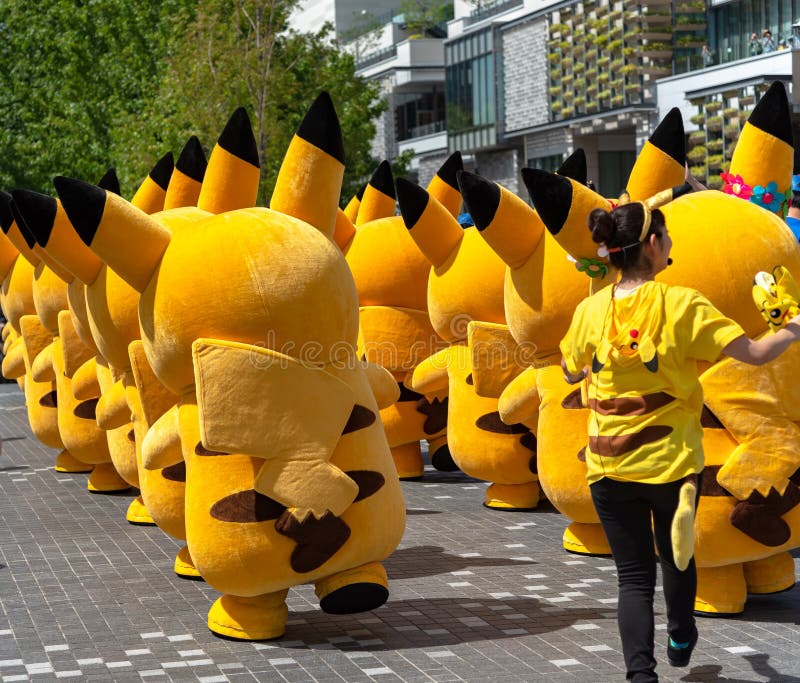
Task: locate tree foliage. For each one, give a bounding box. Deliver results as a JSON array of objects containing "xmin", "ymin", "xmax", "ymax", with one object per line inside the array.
[{"xmin": 1, "ymin": 0, "xmax": 392, "ymax": 206}]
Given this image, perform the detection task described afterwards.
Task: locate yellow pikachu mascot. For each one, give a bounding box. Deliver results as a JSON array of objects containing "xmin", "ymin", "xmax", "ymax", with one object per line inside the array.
[
  {"xmin": 10, "ymin": 189, "xmax": 132, "ymax": 492},
  {"xmin": 396, "ymin": 178, "xmax": 539, "ymax": 510},
  {"xmin": 529, "ymin": 82, "xmax": 800, "ymax": 615},
  {"xmin": 342, "ymin": 157, "xmax": 463, "ymax": 479},
  {"xmin": 55, "ymin": 93, "xmax": 406, "ymax": 640},
  {"xmin": 0, "ymin": 196, "xmax": 95, "ymax": 473}
]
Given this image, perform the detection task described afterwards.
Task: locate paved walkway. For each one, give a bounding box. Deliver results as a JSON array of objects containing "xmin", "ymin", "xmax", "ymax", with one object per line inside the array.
[{"xmin": 0, "ymin": 384, "xmax": 798, "ymax": 682}]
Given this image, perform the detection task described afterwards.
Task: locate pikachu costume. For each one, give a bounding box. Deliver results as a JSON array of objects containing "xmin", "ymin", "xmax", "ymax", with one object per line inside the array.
[
  {"xmin": 342, "ymin": 157, "xmax": 463, "ymax": 479},
  {"xmin": 396, "ymin": 178, "xmax": 539, "ymax": 510},
  {"xmin": 528, "ymin": 82, "xmax": 800, "ymax": 615},
  {"xmin": 55, "ymin": 93, "xmax": 405, "ymax": 640}
]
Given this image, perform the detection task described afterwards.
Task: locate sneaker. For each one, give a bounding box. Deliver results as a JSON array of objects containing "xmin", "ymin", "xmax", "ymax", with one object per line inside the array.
[{"xmin": 667, "ymin": 626, "xmax": 698, "ymax": 667}]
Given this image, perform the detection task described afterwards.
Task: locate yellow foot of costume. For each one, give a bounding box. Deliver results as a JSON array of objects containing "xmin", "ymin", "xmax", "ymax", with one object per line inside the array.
[
  {"xmin": 126, "ymin": 495, "xmax": 156, "ymax": 525},
  {"xmin": 87, "ymin": 463, "xmax": 132, "ymax": 493},
  {"xmin": 174, "ymin": 545, "xmax": 203, "ymax": 581},
  {"xmin": 54, "ymin": 450, "xmax": 93, "ymax": 473},
  {"xmin": 563, "ymin": 522, "xmax": 612, "ymax": 556},
  {"xmin": 208, "ymin": 591, "xmax": 289, "ymax": 641},
  {"xmin": 744, "ymin": 552, "xmax": 796, "ymax": 595},
  {"xmin": 391, "ymin": 442, "xmax": 424, "ymax": 480},
  {"xmin": 484, "ymin": 482, "xmax": 540, "ymax": 511},
  {"xmin": 315, "ymin": 561, "xmax": 389, "ymax": 614},
  {"xmin": 695, "ymin": 564, "xmax": 746, "ymax": 616}
]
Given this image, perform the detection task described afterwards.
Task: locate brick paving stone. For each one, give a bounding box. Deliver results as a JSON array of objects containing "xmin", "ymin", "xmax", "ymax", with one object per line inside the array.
[{"xmin": 1, "ymin": 383, "xmax": 800, "ymax": 682}]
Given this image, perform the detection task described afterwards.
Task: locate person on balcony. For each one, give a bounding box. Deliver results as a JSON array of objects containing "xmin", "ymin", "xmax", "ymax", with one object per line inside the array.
[
  {"xmin": 701, "ymin": 45, "xmax": 714, "ymax": 67},
  {"xmin": 762, "ymin": 29, "xmax": 777, "ymax": 53},
  {"xmin": 749, "ymin": 33, "xmax": 763, "ymax": 56}
]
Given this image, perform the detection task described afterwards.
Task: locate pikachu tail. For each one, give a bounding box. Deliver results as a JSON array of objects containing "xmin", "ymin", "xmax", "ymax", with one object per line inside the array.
[
  {"xmin": 197, "ymin": 107, "xmax": 260, "ymax": 214},
  {"xmin": 671, "ymin": 477, "xmax": 697, "ymax": 572},
  {"xmin": 131, "ymin": 151, "xmax": 174, "ymax": 213},
  {"xmin": 164, "ymin": 135, "xmax": 208, "ymax": 210}
]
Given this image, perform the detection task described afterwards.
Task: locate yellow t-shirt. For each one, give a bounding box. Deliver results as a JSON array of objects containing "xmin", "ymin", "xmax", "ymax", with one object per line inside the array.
[{"xmin": 560, "ymin": 281, "xmax": 745, "ymax": 485}]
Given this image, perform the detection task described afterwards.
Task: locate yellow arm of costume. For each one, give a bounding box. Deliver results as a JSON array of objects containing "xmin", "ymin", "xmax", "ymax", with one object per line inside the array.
[
  {"xmin": 498, "ymin": 366, "xmax": 540, "ymax": 425},
  {"xmin": 1, "ymin": 322, "xmax": 10, "ymax": 342},
  {"xmin": 58, "ymin": 310, "xmax": 95, "ymax": 380},
  {"xmin": 128, "ymin": 340, "xmax": 178, "ymax": 426},
  {"xmin": 360, "ymin": 360, "xmax": 400, "ymax": 410},
  {"xmin": 1, "ymin": 336, "xmax": 25, "ymax": 380},
  {"xmin": 193, "ymin": 339, "xmax": 359, "ymax": 520},
  {"xmin": 141, "ymin": 404, "xmax": 182, "ymax": 470},
  {"xmin": 72, "ymin": 358, "xmax": 101, "ymax": 400},
  {"xmin": 95, "ymin": 379, "xmax": 131, "ymax": 430},
  {"xmin": 468, "ymin": 321, "xmax": 525, "ymax": 399},
  {"xmin": 30, "ymin": 341, "xmax": 55, "ymax": 382},
  {"xmin": 410, "ymin": 347, "xmax": 451, "ymax": 395}
]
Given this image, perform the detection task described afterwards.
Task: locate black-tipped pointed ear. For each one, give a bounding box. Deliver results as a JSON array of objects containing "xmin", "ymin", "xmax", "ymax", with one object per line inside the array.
[
  {"xmin": 648, "ymin": 108, "xmax": 685, "ymax": 165},
  {"xmin": 97, "ymin": 168, "xmax": 121, "ymax": 196},
  {"xmin": 356, "ymin": 183, "xmax": 366, "ymax": 201},
  {"xmin": 521, "ymin": 168, "xmax": 572, "ymax": 235},
  {"xmin": 53, "ymin": 177, "xmax": 106, "ymax": 247},
  {"xmin": 219, "ymin": 107, "xmax": 260, "ymax": 168},
  {"xmin": 437, "ymin": 151, "xmax": 464, "ymax": 190},
  {"xmin": 7, "ymin": 199, "xmax": 36, "ymax": 249},
  {"xmin": 0, "ymin": 191, "xmax": 14, "ymax": 233},
  {"xmin": 296, "ymin": 92, "xmax": 345, "ymax": 166},
  {"xmin": 395, "ymin": 177, "xmax": 428, "ymax": 230},
  {"xmin": 557, "ymin": 149, "xmax": 587, "ymax": 185},
  {"xmin": 369, "ymin": 160, "xmax": 395, "ymax": 199},
  {"xmin": 9, "ymin": 190, "xmax": 57, "ymax": 246},
  {"xmin": 150, "ymin": 152, "xmax": 174, "ymax": 191},
  {"xmin": 749, "ymin": 81, "xmax": 793, "ymax": 147},
  {"xmin": 176, "ymin": 136, "xmax": 208, "ymax": 182},
  {"xmin": 457, "ymin": 171, "xmax": 500, "ymax": 231}
]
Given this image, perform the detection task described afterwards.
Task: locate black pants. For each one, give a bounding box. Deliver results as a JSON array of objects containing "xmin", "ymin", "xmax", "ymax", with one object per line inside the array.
[{"xmin": 590, "ymin": 476, "xmax": 700, "ymax": 683}]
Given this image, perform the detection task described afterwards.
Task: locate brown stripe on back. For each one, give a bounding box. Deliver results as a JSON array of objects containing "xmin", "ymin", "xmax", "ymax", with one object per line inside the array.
[
  {"xmin": 195, "ymin": 442, "xmax": 229, "ymax": 456},
  {"xmin": 342, "ymin": 404, "xmax": 376, "ymax": 434},
  {"xmin": 416, "ymin": 396, "xmax": 448, "ymax": 435},
  {"xmin": 161, "ymin": 461, "xmax": 186, "ymax": 482},
  {"xmin": 698, "ymin": 465, "xmax": 730, "ymax": 496},
  {"xmin": 589, "ymin": 425, "xmax": 673, "ymax": 457},
  {"xmin": 73, "ymin": 398, "xmax": 98, "ymax": 420},
  {"xmin": 466, "ymin": 373, "xmax": 474, "ymax": 386},
  {"xmin": 210, "ymin": 489, "xmax": 286, "ymax": 523},
  {"xmin": 39, "ymin": 390, "xmax": 57, "ymax": 408},
  {"xmin": 577, "ymin": 446, "xmax": 586, "ymax": 462},
  {"xmin": 347, "ymin": 470, "xmax": 385, "ymax": 502},
  {"xmin": 528, "ymin": 454, "xmax": 538, "ymax": 474},
  {"xmin": 588, "ymin": 392, "xmax": 674, "ymax": 416},
  {"xmin": 476, "ymin": 411, "xmax": 529, "ymax": 435},
  {"xmin": 701, "ymin": 406, "xmax": 725, "ymax": 429},
  {"xmin": 519, "ymin": 431, "xmax": 537, "ymax": 453},
  {"xmin": 790, "ymin": 467, "xmax": 800, "ymax": 487},
  {"xmin": 562, "ymin": 388, "xmax": 583, "ymax": 409},
  {"xmin": 127, "ymin": 429, "xmax": 135, "ymax": 443}
]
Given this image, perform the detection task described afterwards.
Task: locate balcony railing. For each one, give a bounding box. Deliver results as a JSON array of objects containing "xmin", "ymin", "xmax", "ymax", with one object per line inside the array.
[
  {"xmin": 355, "ymin": 45, "xmax": 397, "ymax": 69},
  {"xmin": 397, "ymin": 119, "xmax": 446, "ymax": 141},
  {"xmin": 466, "ymin": 0, "xmax": 523, "ymax": 26}
]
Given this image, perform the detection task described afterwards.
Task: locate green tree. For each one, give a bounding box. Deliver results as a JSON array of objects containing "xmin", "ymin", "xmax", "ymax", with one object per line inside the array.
[
  {"xmin": 399, "ymin": 0, "xmax": 452, "ymax": 38},
  {"xmin": 121, "ymin": 0, "xmax": 390, "ymax": 206}
]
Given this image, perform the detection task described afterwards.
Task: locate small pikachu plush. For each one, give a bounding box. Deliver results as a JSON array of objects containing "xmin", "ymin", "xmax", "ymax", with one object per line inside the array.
[
  {"xmin": 752, "ymin": 266, "xmax": 800, "ymax": 331},
  {"xmin": 55, "ymin": 93, "xmax": 405, "ymax": 641}
]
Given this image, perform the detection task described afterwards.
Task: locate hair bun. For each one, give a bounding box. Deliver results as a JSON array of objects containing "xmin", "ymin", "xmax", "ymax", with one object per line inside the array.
[{"xmin": 588, "ymin": 208, "xmax": 616, "ymax": 244}]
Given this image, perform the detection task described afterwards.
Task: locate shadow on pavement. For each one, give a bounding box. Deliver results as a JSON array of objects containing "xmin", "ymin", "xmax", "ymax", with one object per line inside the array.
[{"xmin": 385, "ymin": 544, "xmax": 537, "ymax": 580}]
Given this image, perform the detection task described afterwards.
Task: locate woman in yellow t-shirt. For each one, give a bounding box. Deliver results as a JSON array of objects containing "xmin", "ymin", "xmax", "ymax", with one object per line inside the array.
[{"xmin": 560, "ymin": 201, "xmax": 800, "ymax": 683}]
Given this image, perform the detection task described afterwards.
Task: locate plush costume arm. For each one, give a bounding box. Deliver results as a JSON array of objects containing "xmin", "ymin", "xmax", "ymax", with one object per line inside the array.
[
  {"xmin": 128, "ymin": 340, "xmax": 177, "ymax": 426},
  {"xmin": 72, "ymin": 358, "xmax": 101, "ymax": 400},
  {"xmin": 141, "ymin": 404, "xmax": 182, "ymax": 470},
  {"xmin": 1, "ymin": 322, "xmax": 10, "ymax": 342},
  {"xmin": 2, "ymin": 330, "xmax": 14, "ymax": 355},
  {"xmin": 31, "ymin": 341, "xmax": 55, "ymax": 382},
  {"xmin": 192, "ymin": 338, "xmax": 359, "ymax": 520},
  {"xmin": 468, "ymin": 321, "xmax": 525, "ymax": 399},
  {"xmin": 58, "ymin": 311, "xmax": 94, "ymax": 380},
  {"xmin": 360, "ymin": 360, "xmax": 400, "ymax": 410},
  {"xmin": 19, "ymin": 315, "xmax": 52, "ymax": 372},
  {"xmin": 410, "ymin": 347, "xmax": 451, "ymax": 395},
  {"xmin": 96, "ymin": 379, "xmax": 131, "ymax": 430},
  {"xmin": 498, "ymin": 366, "xmax": 540, "ymax": 425}
]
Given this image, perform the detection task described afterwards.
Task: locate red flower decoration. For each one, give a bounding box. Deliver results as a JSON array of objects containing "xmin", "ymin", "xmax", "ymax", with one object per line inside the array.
[{"xmin": 720, "ymin": 172, "xmax": 752, "ymax": 200}]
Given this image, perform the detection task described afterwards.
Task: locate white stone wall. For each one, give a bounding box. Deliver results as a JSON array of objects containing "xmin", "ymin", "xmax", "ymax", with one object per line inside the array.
[
  {"xmin": 417, "ymin": 152, "xmax": 452, "ymax": 191},
  {"xmin": 502, "ymin": 18, "xmax": 549, "ymax": 135},
  {"xmin": 370, "ymin": 76, "xmax": 397, "ymax": 161},
  {"xmin": 523, "ymin": 128, "xmax": 571, "ymax": 162}
]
